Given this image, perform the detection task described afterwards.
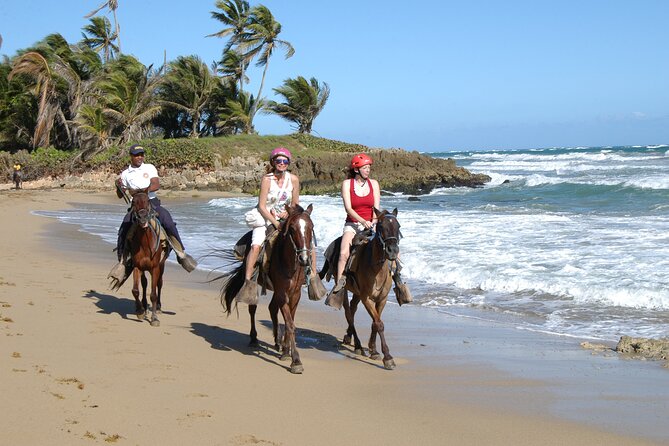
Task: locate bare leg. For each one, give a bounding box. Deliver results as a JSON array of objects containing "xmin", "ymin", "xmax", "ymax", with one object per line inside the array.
[
  {"xmin": 245, "ymin": 244, "xmax": 262, "ymax": 280},
  {"xmin": 335, "ymin": 231, "xmax": 355, "ymax": 285}
]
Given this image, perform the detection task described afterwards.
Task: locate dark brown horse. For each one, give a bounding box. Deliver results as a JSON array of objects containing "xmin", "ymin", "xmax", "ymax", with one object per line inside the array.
[
  {"xmin": 221, "ymin": 204, "xmax": 317, "ymax": 374},
  {"xmin": 118, "ymin": 191, "xmax": 170, "ymax": 326},
  {"xmin": 326, "ymin": 208, "xmax": 402, "ymax": 370}
]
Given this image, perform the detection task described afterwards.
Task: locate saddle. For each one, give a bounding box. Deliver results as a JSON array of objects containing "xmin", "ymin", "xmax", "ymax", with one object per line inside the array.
[
  {"xmin": 123, "ymin": 216, "xmax": 170, "ymax": 260},
  {"xmin": 321, "ymin": 230, "xmax": 373, "ymax": 292},
  {"xmin": 232, "ymin": 226, "xmax": 280, "ymax": 294}
]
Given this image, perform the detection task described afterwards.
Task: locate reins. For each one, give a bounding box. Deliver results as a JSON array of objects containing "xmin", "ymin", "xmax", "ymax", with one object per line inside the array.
[
  {"xmin": 283, "ymin": 214, "xmax": 316, "ymax": 284},
  {"xmin": 374, "ymin": 214, "xmax": 402, "ymax": 264},
  {"xmin": 132, "ymin": 194, "xmax": 161, "ymax": 256}
]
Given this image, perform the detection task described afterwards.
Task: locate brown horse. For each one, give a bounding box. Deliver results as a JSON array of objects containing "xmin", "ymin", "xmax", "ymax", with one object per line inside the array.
[
  {"xmin": 325, "ymin": 208, "xmax": 403, "ymax": 370},
  {"xmin": 221, "ymin": 204, "xmax": 317, "ymax": 374},
  {"xmin": 118, "ymin": 191, "xmax": 170, "ymax": 326}
]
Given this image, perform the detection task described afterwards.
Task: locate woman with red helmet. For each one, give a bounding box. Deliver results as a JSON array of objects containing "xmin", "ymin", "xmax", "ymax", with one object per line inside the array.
[{"xmin": 325, "ymin": 153, "xmax": 381, "ymax": 308}]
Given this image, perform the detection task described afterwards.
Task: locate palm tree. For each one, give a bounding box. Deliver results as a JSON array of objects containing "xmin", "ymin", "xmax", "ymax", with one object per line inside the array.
[
  {"xmin": 95, "ymin": 55, "xmax": 162, "ymax": 144},
  {"xmin": 216, "ymin": 49, "xmax": 249, "ymax": 90},
  {"xmin": 9, "ymin": 51, "xmax": 61, "ymax": 148},
  {"xmin": 73, "ymin": 103, "xmax": 113, "ymax": 157},
  {"xmin": 208, "ymin": 0, "xmax": 251, "ymax": 94},
  {"xmin": 266, "ymin": 76, "xmax": 329, "ymax": 134},
  {"xmin": 217, "ymin": 90, "xmax": 262, "ymax": 134},
  {"xmin": 85, "ymin": 0, "xmax": 121, "ymax": 53},
  {"xmin": 239, "ymin": 5, "xmax": 294, "ymax": 128},
  {"xmin": 81, "ymin": 16, "xmax": 119, "ymax": 62},
  {"xmin": 8, "ymin": 34, "xmax": 103, "ymax": 149},
  {"xmin": 159, "ymin": 55, "xmax": 218, "ymax": 138}
]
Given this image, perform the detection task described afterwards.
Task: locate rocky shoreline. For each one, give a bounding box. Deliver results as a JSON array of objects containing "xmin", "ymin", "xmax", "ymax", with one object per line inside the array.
[{"xmin": 3, "ymin": 148, "xmax": 491, "ymax": 194}]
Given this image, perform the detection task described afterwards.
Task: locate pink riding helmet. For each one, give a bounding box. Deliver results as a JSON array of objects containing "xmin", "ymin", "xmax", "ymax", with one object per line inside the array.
[{"xmin": 270, "ymin": 147, "xmax": 292, "ymax": 162}]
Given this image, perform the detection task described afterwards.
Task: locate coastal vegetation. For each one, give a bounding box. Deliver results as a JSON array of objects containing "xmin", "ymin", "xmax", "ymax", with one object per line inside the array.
[
  {"xmin": 0, "ymin": 134, "xmax": 490, "ymax": 194},
  {"xmin": 0, "ymin": 1, "xmax": 488, "ymax": 193},
  {"xmin": 0, "ymin": 0, "xmax": 327, "ymax": 156}
]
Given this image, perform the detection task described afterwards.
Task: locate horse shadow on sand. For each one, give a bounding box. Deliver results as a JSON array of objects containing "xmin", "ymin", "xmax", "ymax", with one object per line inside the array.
[
  {"xmin": 83, "ymin": 289, "xmax": 176, "ymax": 322},
  {"xmin": 190, "ymin": 319, "xmax": 345, "ymax": 372}
]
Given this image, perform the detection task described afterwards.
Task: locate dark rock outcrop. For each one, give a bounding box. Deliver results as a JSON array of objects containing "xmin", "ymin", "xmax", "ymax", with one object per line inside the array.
[{"xmin": 615, "ymin": 336, "xmax": 669, "ymax": 367}]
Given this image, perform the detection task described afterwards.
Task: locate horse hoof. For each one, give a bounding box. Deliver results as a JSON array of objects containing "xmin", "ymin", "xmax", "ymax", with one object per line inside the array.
[
  {"xmin": 280, "ymin": 353, "xmax": 291, "ymax": 362},
  {"xmin": 248, "ymin": 339, "xmax": 259, "ymax": 347},
  {"xmin": 150, "ymin": 319, "xmax": 160, "ymax": 327},
  {"xmin": 370, "ymin": 353, "xmax": 381, "ymax": 361},
  {"xmin": 354, "ymin": 348, "xmax": 366, "ymax": 357},
  {"xmin": 383, "ymin": 359, "xmax": 396, "ymax": 370},
  {"xmin": 343, "ymin": 335, "xmax": 352, "ymax": 345},
  {"xmin": 290, "ymin": 363, "xmax": 304, "ymax": 374},
  {"xmin": 136, "ymin": 312, "xmax": 145, "ymax": 320}
]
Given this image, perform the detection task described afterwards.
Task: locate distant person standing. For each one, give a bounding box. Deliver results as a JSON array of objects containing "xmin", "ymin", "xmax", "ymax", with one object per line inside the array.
[{"xmin": 12, "ymin": 164, "xmax": 22, "ymax": 189}]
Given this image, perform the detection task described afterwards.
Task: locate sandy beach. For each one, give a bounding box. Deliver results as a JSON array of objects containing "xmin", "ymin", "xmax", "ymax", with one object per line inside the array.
[{"xmin": 1, "ymin": 188, "xmax": 667, "ymax": 446}]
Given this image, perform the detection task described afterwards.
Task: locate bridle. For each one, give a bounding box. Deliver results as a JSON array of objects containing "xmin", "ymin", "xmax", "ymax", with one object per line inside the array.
[
  {"xmin": 131, "ymin": 192, "xmax": 161, "ymax": 254},
  {"xmin": 284, "ymin": 213, "xmax": 317, "ymax": 281},
  {"xmin": 375, "ymin": 213, "xmax": 402, "ymax": 261}
]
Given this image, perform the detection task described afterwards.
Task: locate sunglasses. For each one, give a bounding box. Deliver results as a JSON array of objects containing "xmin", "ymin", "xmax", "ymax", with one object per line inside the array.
[{"xmin": 274, "ymin": 158, "xmax": 290, "ymax": 165}]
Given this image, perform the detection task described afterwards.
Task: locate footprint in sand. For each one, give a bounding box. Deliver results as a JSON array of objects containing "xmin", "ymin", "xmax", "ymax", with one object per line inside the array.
[{"xmin": 229, "ymin": 434, "xmax": 282, "ymax": 445}]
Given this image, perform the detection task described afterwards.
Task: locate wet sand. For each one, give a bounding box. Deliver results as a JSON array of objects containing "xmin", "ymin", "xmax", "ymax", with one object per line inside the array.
[{"xmin": 0, "ymin": 188, "xmax": 667, "ymax": 445}]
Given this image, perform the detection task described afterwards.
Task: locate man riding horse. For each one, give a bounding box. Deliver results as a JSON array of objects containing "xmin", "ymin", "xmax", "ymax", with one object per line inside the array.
[{"xmin": 111, "ymin": 144, "xmax": 197, "ymax": 274}]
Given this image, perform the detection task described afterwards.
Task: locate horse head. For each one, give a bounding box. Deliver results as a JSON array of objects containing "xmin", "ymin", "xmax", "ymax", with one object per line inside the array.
[
  {"xmin": 374, "ymin": 207, "xmax": 401, "ymax": 261},
  {"xmin": 131, "ymin": 190, "xmax": 153, "ymax": 228},
  {"xmin": 283, "ymin": 203, "xmax": 314, "ymax": 267}
]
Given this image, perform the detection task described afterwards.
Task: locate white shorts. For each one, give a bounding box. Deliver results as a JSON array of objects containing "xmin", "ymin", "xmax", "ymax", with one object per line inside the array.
[
  {"xmin": 251, "ymin": 223, "xmax": 271, "ymax": 246},
  {"xmin": 343, "ymin": 221, "xmax": 366, "ymax": 235}
]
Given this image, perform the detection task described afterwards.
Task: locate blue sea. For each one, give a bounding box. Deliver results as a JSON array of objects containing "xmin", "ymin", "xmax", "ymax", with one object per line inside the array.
[{"xmin": 37, "ymin": 145, "xmax": 669, "ymax": 342}]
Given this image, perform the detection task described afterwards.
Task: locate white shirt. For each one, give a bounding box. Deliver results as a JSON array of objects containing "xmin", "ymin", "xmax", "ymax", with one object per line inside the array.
[
  {"xmin": 120, "ymin": 162, "xmax": 159, "ymax": 200},
  {"xmin": 265, "ymin": 173, "xmax": 293, "ymax": 216}
]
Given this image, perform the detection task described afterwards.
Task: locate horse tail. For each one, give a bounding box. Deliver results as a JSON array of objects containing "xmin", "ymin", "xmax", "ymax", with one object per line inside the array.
[
  {"xmin": 318, "ymin": 258, "xmax": 329, "ymax": 280},
  {"xmin": 220, "ymin": 261, "xmax": 245, "ymax": 315}
]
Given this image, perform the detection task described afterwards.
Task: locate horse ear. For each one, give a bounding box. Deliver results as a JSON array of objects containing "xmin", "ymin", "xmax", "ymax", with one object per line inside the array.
[
  {"xmin": 373, "ymin": 207, "xmax": 382, "ymax": 218},
  {"xmin": 392, "ymin": 208, "xmax": 398, "ymax": 216},
  {"xmin": 306, "ymin": 204, "xmax": 313, "ymax": 215}
]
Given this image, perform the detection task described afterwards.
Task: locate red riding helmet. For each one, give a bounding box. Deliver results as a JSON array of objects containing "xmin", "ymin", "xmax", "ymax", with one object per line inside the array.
[
  {"xmin": 351, "ymin": 153, "xmax": 373, "ymax": 169},
  {"xmin": 270, "ymin": 147, "xmax": 292, "ymax": 162}
]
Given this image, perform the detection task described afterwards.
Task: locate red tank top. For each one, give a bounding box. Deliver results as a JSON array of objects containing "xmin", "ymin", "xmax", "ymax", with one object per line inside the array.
[{"xmin": 347, "ymin": 178, "xmax": 374, "ymax": 222}]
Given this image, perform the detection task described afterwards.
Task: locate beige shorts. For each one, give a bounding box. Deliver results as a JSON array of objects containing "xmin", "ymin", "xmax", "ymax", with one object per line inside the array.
[{"xmin": 343, "ymin": 221, "xmax": 366, "ymax": 235}]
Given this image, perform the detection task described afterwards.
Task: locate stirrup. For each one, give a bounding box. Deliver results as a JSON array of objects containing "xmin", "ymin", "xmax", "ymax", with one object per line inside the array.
[
  {"xmin": 308, "ymin": 272, "xmax": 327, "ymax": 301},
  {"xmin": 236, "ymin": 279, "xmax": 259, "ymax": 305},
  {"xmin": 324, "ymin": 287, "xmax": 346, "ymax": 310},
  {"xmin": 177, "ymin": 253, "xmax": 197, "ymax": 272},
  {"xmin": 393, "ymin": 282, "xmax": 413, "ymax": 306}
]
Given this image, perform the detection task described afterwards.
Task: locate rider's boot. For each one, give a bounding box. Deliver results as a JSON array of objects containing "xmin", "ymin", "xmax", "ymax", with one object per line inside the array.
[{"xmin": 168, "ymin": 235, "xmax": 197, "ymax": 272}]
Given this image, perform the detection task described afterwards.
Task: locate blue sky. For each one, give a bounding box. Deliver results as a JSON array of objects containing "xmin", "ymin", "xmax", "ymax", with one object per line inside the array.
[{"xmin": 2, "ymin": 0, "xmax": 668, "ymax": 152}]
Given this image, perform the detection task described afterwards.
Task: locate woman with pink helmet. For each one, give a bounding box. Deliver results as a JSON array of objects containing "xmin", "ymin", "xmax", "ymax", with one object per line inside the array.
[{"xmin": 236, "ymin": 147, "xmax": 325, "ymax": 304}]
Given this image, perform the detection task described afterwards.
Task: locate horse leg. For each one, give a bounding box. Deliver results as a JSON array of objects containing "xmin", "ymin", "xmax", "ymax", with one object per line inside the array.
[
  {"xmin": 140, "ymin": 272, "xmax": 148, "ymax": 313},
  {"xmin": 156, "ymin": 262, "xmax": 164, "ymax": 314},
  {"xmin": 269, "ymin": 298, "xmax": 280, "ymax": 351},
  {"xmin": 361, "ymin": 299, "xmax": 395, "ymax": 369},
  {"xmin": 344, "ymin": 295, "xmax": 365, "ymax": 355},
  {"xmin": 149, "ymin": 267, "xmax": 161, "ymax": 327},
  {"xmin": 280, "ymin": 302, "xmax": 303, "ymax": 374},
  {"xmin": 248, "ymin": 304, "xmax": 258, "ymax": 347},
  {"xmin": 132, "ymin": 269, "xmax": 144, "ymax": 319}
]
